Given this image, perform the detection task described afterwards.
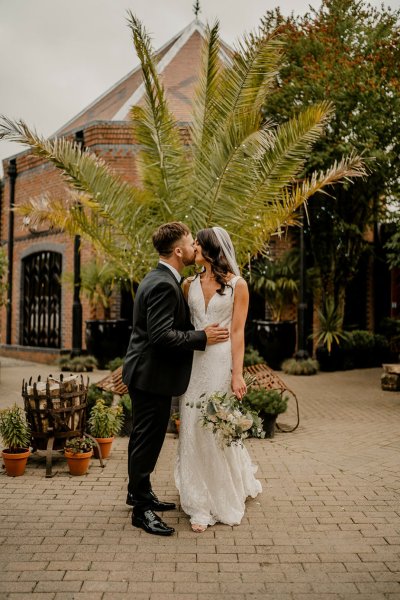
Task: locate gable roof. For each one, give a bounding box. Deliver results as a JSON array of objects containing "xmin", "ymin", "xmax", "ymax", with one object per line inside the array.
[{"xmin": 56, "ymin": 19, "xmax": 232, "ymax": 136}]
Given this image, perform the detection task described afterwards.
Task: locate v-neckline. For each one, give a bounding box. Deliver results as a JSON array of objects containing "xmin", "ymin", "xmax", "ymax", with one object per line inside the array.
[
  {"xmin": 198, "ymin": 274, "xmax": 237, "ymax": 314},
  {"xmin": 199, "ymin": 277, "xmax": 218, "ymax": 314}
]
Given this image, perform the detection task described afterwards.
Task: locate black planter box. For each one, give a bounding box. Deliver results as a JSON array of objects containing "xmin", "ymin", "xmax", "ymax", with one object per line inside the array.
[
  {"xmin": 250, "ymin": 319, "xmax": 297, "ymax": 370},
  {"xmin": 85, "ymin": 319, "xmax": 132, "ymax": 369}
]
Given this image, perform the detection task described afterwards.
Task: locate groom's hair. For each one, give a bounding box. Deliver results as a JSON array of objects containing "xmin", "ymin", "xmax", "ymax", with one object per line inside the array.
[{"xmin": 152, "ymin": 221, "xmax": 191, "ymax": 256}]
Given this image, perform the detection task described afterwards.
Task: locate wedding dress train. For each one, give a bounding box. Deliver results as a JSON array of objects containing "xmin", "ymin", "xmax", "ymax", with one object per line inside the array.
[{"xmin": 174, "ymin": 275, "xmax": 262, "ymax": 527}]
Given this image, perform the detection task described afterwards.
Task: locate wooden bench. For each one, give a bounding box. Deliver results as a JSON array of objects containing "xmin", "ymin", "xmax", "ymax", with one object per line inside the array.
[{"xmin": 96, "ymin": 363, "xmax": 300, "ymax": 433}]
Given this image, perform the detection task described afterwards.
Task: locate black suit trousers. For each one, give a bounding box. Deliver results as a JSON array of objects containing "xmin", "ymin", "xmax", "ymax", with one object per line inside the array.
[{"xmin": 127, "ymin": 385, "xmax": 171, "ymax": 510}]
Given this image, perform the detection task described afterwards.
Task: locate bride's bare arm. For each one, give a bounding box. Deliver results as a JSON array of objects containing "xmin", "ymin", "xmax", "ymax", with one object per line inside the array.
[{"xmin": 231, "ymin": 278, "xmax": 249, "ymax": 399}]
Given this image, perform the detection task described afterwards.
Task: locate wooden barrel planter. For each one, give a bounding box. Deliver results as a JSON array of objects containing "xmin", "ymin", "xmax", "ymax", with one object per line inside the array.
[{"xmin": 22, "ymin": 374, "xmax": 104, "ymax": 477}]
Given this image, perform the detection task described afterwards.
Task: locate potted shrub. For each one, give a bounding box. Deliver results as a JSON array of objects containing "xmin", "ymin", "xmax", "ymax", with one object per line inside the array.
[
  {"xmin": 58, "ymin": 354, "xmax": 98, "ymax": 372},
  {"xmin": 242, "ymin": 388, "xmax": 288, "ymax": 438},
  {"xmin": 80, "ymin": 259, "xmax": 132, "ymax": 369},
  {"xmin": 0, "ymin": 404, "xmax": 31, "ymax": 476},
  {"xmin": 248, "ymin": 250, "xmax": 298, "ymax": 369},
  {"xmin": 88, "ymin": 399, "xmax": 124, "ymax": 458},
  {"xmin": 281, "ymin": 357, "xmax": 319, "ymax": 375},
  {"xmin": 313, "ymin": 297, "xmax": 349, "ymax": 371},
  {"xmin": 64, "ymin": 436, "xmax": 94, "ymax": 475}
]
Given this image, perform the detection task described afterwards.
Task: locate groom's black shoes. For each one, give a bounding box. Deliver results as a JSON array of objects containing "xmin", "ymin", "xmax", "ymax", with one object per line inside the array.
[
  {"xmin": 126, "ymin": 490, "xmax": 176, "ymax": 512},
  {"xmin": 132, "ymin": 509, "xmax": 175, "ymax": 536}
]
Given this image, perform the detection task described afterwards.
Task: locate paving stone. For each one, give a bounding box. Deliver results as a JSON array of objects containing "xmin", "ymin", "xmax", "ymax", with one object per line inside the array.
[{"xmin": 1, "ymin": 367, "xmax": 400, "ymax": 598}]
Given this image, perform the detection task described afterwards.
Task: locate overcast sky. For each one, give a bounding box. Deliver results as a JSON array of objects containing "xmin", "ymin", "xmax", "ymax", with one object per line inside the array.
[{"xmin": 1, "ymin": 0, "xmax": 399, "ymax": 176}]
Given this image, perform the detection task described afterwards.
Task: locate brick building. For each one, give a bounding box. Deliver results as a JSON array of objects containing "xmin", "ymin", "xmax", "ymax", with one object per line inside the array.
[
  {"xmin": 1, "ymin": 19, "xmax": 397, "ymax": 365},
  {"xmin": 0, "ymin": 19, "xmax": 231, "ymax": 364}
]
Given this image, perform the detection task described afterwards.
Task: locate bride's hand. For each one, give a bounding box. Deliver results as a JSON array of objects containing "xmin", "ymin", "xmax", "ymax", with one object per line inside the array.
[{"xmin": 232, "ymin": 374, "xmax": 247, "ymax": 400}]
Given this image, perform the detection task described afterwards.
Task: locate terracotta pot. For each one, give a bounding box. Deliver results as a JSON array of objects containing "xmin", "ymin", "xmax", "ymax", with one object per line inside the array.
[
  {"xmin": 93, "ymin": 437, "xmax": 114, "ymax": 459},
  {"xmin": 64, "ymin": 449, "xmax": 93, "ymax": 476},
  {"xmin": 175, "ymin": 419, "xmax": 180, "ymax": 434},
  {"xmin": 2, "ymin": 448, "xmax": 30, "ymax": 477}
]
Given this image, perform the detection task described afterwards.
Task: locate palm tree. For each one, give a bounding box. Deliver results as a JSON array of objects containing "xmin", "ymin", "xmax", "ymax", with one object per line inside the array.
[{"xmin": 0, "ymin": 14, "xmax": 366, "ymax": 283}]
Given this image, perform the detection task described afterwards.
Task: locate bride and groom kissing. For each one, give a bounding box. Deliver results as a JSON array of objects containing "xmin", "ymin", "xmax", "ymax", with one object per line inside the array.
[{"xmin": 122, "ymin": 221, "xmax": 261, "ymax": 536}]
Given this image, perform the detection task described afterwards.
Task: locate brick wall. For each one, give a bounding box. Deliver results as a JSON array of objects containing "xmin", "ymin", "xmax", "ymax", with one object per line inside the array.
[{"xmin": 0, "ymin": 122, "xmax": 139, "ymax": 361}]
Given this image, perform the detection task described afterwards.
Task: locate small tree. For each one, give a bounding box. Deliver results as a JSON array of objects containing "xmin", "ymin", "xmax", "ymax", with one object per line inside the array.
[
  {"xmin": 261, "ymin": 0, "xmax": 400, "ymax": 324},
  {"xmin": 250, "ymin": 250, "xmax": 299, "ymax": 321}
]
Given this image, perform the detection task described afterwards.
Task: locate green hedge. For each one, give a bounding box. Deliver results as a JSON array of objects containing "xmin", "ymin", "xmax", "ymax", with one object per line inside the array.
[{"xmin": 316, "ymin": 329, "xmax": 391, "ymax": 371}]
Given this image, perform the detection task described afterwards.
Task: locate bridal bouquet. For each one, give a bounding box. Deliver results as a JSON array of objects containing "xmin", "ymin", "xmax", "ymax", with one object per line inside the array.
[{"xmin": 194, "ymin": 391, "xmax": 264, "ymax": 448}]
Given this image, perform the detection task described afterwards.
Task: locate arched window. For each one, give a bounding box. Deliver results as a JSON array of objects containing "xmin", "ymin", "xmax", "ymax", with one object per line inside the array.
[{"xmin": 21, "ymin": 251, "xmax": 62, "ymax": 347}]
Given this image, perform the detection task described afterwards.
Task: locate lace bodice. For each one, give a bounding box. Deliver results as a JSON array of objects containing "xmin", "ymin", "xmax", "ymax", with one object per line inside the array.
[{"xmin": 188, "ymin": 275, "xmax": 241, "ymax": 330}]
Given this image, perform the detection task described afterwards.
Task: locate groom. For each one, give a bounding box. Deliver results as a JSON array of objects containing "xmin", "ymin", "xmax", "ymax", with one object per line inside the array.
[{"xmin": 122, "ymin": 222, "xmax": 229, "ymax": 536}]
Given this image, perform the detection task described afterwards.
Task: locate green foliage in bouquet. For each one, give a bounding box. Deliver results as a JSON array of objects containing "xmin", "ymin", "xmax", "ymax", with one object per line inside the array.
[
  {"xmin": 88, "ymin": 399, "xmax": 124, "ymax": 438},
  {"xmin": 0, "ymin": 404, "xmax": 31, "ymax": 452},
  {"xmin": 190, "ymin": 390, "xmax": 264, "ymax": 447},
  {"xmin": 65, "ymin": 436, "xmax": 94, "ymax": 454}
]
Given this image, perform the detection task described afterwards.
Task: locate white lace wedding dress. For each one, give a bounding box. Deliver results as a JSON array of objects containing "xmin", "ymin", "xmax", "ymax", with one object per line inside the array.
[{"xmin": 174, "ymin": 275, "xmax": 262, "ymax": 526}]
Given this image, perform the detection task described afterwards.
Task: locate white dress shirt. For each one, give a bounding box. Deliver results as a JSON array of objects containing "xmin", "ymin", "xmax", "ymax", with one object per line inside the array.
[{"xmin": 158, "ymin": 260, "xmax": 181, "ymax": 283}]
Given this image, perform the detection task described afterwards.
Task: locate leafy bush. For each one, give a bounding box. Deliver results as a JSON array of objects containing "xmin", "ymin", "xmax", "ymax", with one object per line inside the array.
[
  {"xmin": 105, "ymin": 357, "xmax": 124, "ymax": 371},
  {"xmin": 378, "ymin": 318, "xmax": 400, "ymax": 358},
  {"xmin": 0, "ymin": 404, "xmax": 31, "ymax": 452},
  {"xmin": 118, "ymin": 394, "xmax": 132, "ymax": 437},
  {"xmin": 243, "ymin": 345, "xmax": 265, "ymax": 367},
  {"xmin": 65, "ymin": 436, "xmax": 94, "ymax": 454},
  {"xmin": 317, "ymin": 329, "xmax": 391, "ymax": 371},
  {"xmin": 58, "ymin": 355, "xmax": 98, "ymax": 372},
  {"xmin": 86, "ymin": 384, "xmax": 113, "ymax": 406},
  {"xmin": 281, "ymin": 358, "xmax": 319, "ymax": 375},
  {"xmin": 88, "ymin": 399, "xmax": 124, "ymax": 438},
  {"xmin": 242, "ymin": 388, "xmax": 288, "ymax": 415}
]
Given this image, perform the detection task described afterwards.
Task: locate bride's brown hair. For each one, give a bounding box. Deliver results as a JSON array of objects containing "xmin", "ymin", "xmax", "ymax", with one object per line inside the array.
[{"xmin": 196, "ymin": 228, "xmax": 233, "ymax": 295}]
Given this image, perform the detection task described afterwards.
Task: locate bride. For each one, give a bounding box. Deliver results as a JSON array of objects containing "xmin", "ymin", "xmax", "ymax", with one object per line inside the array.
[{"xmin": 175, "ymin": 226, "xmax": 262, "ymax": 532}]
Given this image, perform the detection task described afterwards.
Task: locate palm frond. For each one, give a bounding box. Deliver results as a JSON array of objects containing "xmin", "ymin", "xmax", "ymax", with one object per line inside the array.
[
  {"xmin": 254, "ymin": 102, "xmax": 336, "ymax": 200},
  {"xmin": 213, "ymin": 32, "xmax": 284, "ymax": 128},
  {"xmin": 240, "ymin": 154, "xmax": 367, "ymax": 261},
  {"xmin": 0, "ymin": 116, "xmax": 148, "ymax": 234},
  {"xmin": 190, "ymin": 21, "xmax": 221, "ymax": 152},
  {"xmin": 127, "ymin": 12, "xmax": 188, "ymax": 213}
]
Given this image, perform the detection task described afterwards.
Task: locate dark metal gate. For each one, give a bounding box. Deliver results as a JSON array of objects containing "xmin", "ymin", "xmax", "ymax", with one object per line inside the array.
[{"xmin": 21, "ymin": 251, "xmax": 62, "ymax": 347}]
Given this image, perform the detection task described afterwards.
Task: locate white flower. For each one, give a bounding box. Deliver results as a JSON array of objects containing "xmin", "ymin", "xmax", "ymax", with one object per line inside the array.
[{"xmin": 195, "ymin": 389, "xmax": 254, "ymax": 448}]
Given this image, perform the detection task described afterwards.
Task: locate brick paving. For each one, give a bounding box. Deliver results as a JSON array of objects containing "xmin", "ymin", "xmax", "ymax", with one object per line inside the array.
[{"xmin": 0, "ymin": 361, "xmax": 399, "ymax": 599}]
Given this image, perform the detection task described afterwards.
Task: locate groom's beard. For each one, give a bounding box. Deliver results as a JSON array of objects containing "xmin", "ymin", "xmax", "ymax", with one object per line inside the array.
[{"xmin": 182, "ymin": 253, "xmax": 196, "ymax": 267}]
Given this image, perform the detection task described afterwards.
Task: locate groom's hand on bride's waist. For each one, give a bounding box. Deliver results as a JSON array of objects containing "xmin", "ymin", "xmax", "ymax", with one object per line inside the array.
[{"xmin": 204, "ymin": 323, "xmax": 229, "ymax": 345}]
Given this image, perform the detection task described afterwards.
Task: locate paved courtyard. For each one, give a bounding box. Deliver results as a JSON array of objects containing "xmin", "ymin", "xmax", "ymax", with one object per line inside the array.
[{"xmin": 0, "ymin": 359, "xmax": 399, "ymax": 599}]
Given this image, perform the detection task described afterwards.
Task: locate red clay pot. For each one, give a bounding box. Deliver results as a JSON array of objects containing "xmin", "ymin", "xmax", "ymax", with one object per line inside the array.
[
  {"xmin": 93, "ymin": 437, "xmax": 114, "ymax": 459},
  {"xmin": 2, "ymin": 448, "xmax": 30, "ymax": 477},
  {"xmin": 64, "ymin": 449, "xmax": 93, "ymax": 476}
]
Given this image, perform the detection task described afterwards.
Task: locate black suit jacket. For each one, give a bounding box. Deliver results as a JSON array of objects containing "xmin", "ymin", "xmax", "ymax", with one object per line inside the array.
[{"xmin": 122, "ymin": 263, "xmax": 207, "ymax": 396}]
